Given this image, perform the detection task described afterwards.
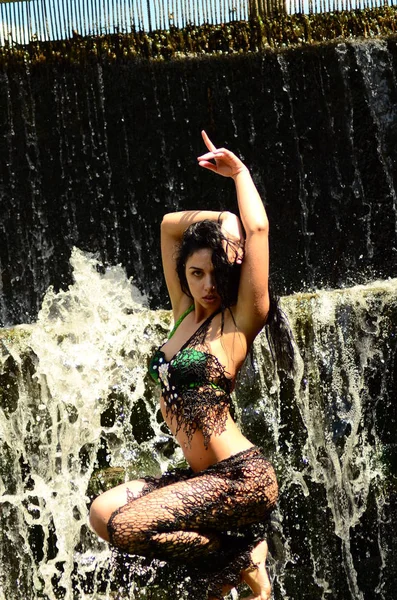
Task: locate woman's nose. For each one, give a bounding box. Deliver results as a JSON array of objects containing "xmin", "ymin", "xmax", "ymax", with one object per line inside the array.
[{"xmin": 204, "ymin": 276, "xmax": 215, "ymax": 291}]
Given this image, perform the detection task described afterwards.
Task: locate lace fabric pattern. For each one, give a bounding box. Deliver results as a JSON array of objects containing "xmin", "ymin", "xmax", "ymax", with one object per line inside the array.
[
  {"xmin": 108, "ymin": 447, "xmax": 279, "ymax": 599},
  {"xmin": 109, "ymin": 312, "xmax": 279, "ymax": 597},
  {"xmin": 150, "ymin": 310, "xmax": 233, "ymax": 448}
]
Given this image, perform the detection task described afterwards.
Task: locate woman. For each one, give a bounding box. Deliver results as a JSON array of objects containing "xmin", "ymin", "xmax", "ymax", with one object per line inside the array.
[{"xmin": 89, "ymin": 131, "xmax": 279, "ymax": 600}]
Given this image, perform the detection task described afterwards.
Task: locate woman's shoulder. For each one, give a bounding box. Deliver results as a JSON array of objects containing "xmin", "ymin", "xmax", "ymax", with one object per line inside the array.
[
  {"xmin": 169, "ymin": 303, "xmax": 195, "ymax": 339},
  {"xmin": 172, "ymin": 297, "xmax": 194, "ymax": 324},
  {"xmin": 224, "ymin": 304, "xmax": 266, "ymax": 347}
]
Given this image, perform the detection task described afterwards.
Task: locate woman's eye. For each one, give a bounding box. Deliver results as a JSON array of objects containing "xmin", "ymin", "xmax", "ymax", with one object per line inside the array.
[{"xmin": 192, "ymin": 271, "xmax": 202, "ymax": 277}]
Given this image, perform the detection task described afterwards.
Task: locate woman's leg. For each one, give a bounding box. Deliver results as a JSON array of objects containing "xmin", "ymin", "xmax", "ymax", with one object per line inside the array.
[
  {"xmin": 90, "ymin": 449, "xmax": 278, "ymax": 598},
  {"xmin": 208, "ymin": 540, "xmax": 272, "ymax": 600},
  {"xmin": 241, "ymin": 540, "xmax": 271, "ymax": 600},
  {"xmin": 89, "ymin": 466, "xmax": 195, "ymax": 542},
  {"xmin": 205, "ymin": 449, "xmax": 278, "ymax": 599},
  {"xmin": 89, "ymin": 479, "xmax": 148, "ymax": 541},
  {"xmin": 105, "ymin": 473, "xmax": 235, "ymax": 561}
]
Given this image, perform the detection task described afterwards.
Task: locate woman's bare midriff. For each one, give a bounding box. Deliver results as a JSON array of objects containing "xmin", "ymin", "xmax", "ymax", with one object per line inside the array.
[{"xmin": 160, "ymin": 396, "xmax": 254, "ymax": 472}]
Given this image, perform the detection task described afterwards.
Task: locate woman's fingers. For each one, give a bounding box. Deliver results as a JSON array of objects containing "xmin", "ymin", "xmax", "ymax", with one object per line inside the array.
[
  {"xmin": 197, "ymin": 137, "xmax": 246, "ymax": 178},
  {"xmin": 198, "ymin": 160, "xmax": 218, "ymax": 173},
  {"xmin": 197, "ymin": 151, "xmax": 216, "ymax": 161},
  {"xmin": 222, "ymin": 238, "xmax": 245, "ymax": 264},
  {"xmin": 201, "ymin": 130, "xmax": 217, "ymax": 152},
  {"xmin": 197, "ymin": 149, "xmax": 232, "ymax": 163}
]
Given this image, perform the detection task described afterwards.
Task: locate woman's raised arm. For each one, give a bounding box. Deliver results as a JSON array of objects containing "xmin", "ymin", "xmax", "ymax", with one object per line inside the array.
[{"xmin": 197, "ymin": 131, "xmax": 269, "ymax": 340}]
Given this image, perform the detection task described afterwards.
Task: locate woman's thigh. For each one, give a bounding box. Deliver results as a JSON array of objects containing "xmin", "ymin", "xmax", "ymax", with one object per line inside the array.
[
  {"xmin": 90, "ymin": 450, "xmax": 277, "ymax": 544},
  {"xmin": 108, "ymin": 469, "xmax": 269, "ymax": 540},
  {"xmin": 89, "ymin": 467, "xmax": 193, "ymax": 542},
  {"xmin": 89, "ymin": 478, "xmax": 148, "ymax": 541}
]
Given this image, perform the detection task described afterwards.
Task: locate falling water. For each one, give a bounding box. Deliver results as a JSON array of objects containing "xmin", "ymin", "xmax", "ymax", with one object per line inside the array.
[
  {"xmin": 0, "ymin": 249, "xmax": 176, "ymax": 599},
  {"xmin": 1, "ymin": 14, "xmax": 397, "ymax": 600},
  {"xmin": 0, "ymin": 249, "xmax": 396, "ymax": 599},
  {"xmin": 2, "ymin": 37, "xmax": 397, "ymax": 327}
]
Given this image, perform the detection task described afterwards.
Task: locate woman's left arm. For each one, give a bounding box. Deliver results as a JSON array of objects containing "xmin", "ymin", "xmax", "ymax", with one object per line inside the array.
[
  {"xmin": 232, "ymin": 168, "xmax": 269, "ymax": 333},
  {"xmin": 198, "ymin": 132, "xmax": 269, "ymax": 339}
]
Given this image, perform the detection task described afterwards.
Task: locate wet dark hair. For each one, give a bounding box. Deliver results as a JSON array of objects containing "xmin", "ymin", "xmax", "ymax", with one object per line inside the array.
[
  {"xmin": 266, "ymin": 288, "xmax": 295, "ymax": 373},
  {"xmin": 176, "ymin": 220, "xmax": 242, "ymax": 310},
  {"xmin": 177, "ymin": 219, "xmax": 295, "ymax": 372}
]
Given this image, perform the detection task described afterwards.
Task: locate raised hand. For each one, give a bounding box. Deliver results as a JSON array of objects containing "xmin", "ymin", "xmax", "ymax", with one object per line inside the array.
[{"xmin": 197, "ymin": 131, "xmax": 248, "ymax": 179}]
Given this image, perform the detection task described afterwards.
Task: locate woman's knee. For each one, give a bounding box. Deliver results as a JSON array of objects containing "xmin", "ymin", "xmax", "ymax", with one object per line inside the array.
[
  {"xmin": 88, "ymin": 479, "xmax": 148, "ymax": 541},
  {"xmin": 89, "ymin": 494, "xmax": 112, "ymax": 541}
]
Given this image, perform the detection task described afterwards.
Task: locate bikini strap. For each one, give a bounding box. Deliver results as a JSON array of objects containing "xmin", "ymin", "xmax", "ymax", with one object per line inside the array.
[
  {"xmin": 177, "ymin": 308, "xmax": 221, "ymax": 354},
  {"xmin": 168, "ymin": 304, "xmax": 195, "ymax": 340}
]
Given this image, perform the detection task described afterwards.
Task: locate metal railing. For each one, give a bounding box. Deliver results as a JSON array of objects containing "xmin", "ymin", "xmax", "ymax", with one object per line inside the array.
[
  {"xmin": 0, "ymin": 0, "xmax": 250, "ymax": 45},
  {"xmin": 290, "ymin": 0, "xmax": 392, "ymax": 12},
  {"xmin": 0, "ymin": 0, "xmax": 395, "ymax": 46}
]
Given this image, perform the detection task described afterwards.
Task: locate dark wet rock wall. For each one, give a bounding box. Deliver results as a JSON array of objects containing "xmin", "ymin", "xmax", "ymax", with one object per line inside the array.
[{"xmin": 1, "ymin": 37, "xmax": 397, "ymax": 325}]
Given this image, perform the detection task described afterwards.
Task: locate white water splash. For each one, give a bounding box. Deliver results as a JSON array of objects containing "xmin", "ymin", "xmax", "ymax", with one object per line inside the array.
[
  {"xmin": 0, "ymin": 248, "xmax": 174, "ymax": 599},
  {"xmin": 0, "ymin": 252, "xmax": 396, "ymax": 600}
]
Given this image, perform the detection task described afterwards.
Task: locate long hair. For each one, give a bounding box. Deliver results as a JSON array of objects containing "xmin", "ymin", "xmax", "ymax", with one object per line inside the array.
[
  {"xmin": 176, "ymin": 219, "xmax": 295, "ymax": 372},
  {"xmin": 266, "ymin": 287, "xmax": 295, "ymax": 373},
  {"xmin": 176, "ymin": 220, "xmax": 242, "ymax": 310}
]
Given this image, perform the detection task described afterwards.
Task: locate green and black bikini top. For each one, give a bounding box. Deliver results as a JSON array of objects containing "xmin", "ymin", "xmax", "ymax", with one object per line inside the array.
[{"xmin": 149, "ymin": 305, "xmax": 233, "ymax": 448}]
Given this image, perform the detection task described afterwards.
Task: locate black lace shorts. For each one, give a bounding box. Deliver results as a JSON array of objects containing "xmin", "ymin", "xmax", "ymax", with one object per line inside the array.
[{"xmin": 108, "ymin": 446, "xmax": 278, "ymax": 599}]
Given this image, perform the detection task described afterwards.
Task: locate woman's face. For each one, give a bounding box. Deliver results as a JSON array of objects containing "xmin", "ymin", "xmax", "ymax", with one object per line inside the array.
[{"xmin": 185, "ymin": 248, "xmax": 221, "ymax": 311}]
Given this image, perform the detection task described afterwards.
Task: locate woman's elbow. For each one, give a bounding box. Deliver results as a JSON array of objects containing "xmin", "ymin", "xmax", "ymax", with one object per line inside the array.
[
  {"xmin": 161, "ymin": 213, "xmax": 173, "ymax": 228},
  {"xmin": 246, "ymin": 218, "xmax": 269, "ymax": 236},
  {"xmin": 161, "ymin": 213, "xmax": 178, "ymax": 237}
]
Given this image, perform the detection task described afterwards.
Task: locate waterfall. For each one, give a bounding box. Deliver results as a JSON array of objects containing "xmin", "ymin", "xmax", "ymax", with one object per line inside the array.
[
  {"xmin": 1, "ymin": 16, "xmax": 397, "ymax": 599},
  {"xmin": 0, "ymin": 249, "xmax": 175, "ymax": 599},
  {"xmin": 2, "ymin": 38, "xmax": 397, "ymax": 327},
  {"xmin": 0, "ymin": 249, "xmax": 395, "ymax": 599}
]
